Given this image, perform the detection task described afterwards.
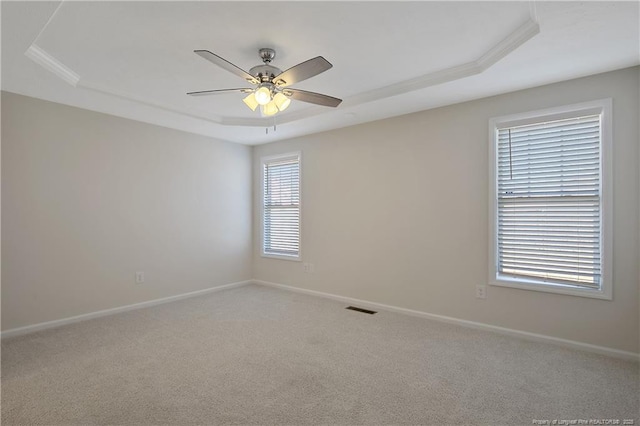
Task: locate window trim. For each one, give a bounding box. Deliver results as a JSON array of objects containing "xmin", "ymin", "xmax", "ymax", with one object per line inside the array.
[
  {"xmin": 488, "ymin": 99, "xmax": 612, "ymax": 300},
  {"xmin": 260, "ymin": 151, "xmax": 302, "ymax": 262}
]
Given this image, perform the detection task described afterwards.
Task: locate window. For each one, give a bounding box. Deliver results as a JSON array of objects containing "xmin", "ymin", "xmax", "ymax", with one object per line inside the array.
[
  {"xmin": 489, "ymin": 99, "xmax": 612, "ymax": 299},
  {"xmin": 262, "ymin": 152, "xmax": 301, "ymax": 260}
]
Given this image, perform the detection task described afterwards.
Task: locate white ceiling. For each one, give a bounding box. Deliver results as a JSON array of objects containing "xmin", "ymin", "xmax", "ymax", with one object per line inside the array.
[{"xmin": 2, "ymin": 1, "xmax": 638, "ymax": 145}]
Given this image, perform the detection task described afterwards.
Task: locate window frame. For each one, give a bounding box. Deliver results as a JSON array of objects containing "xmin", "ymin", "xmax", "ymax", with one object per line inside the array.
[
  {"xmin": 488, "ymin": 99, "xmax": 612, "ymax": 300},
  {"xmin": 260, "ymin": 151, "xmax": 302, "ymax": 262}
]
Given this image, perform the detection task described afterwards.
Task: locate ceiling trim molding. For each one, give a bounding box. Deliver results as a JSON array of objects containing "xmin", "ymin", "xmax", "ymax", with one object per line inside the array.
[
  {"xmin": 220, "ymin": 116, "xmax": 276, "ymax": 127},
  {"xmin": 477, "ymin": 18, "xmax": 540, "ymax": 71},
  {"xmin": 24, "ymin": 4, "xmax": 539, "ymax": 129},
  {"xmin": 24, "ymin": 44, "xmax": 80, "ymax": 87},
  {"xmin": 331, "ymin": 18, "xmax": 540, "ymax": 107},
  {"xmin": 21, "ymin": 46, "xmax": 272, "ymax": 127},
  {"xmin": 255, "ymin": 16, "xmax": 540, "ymax": 126},
  {"xmin": 78, "ymin": 80, "xmax": 225, "ymax": 125}
]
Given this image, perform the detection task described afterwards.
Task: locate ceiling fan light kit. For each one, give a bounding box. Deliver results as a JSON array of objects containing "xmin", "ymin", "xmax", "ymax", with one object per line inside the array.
[
  {"xmin": 242, "ymin": 93, "xmax": 259, "ymax": 111},
  {"xmin": 261, "ymin": 100, "xmax": 279, "ymax": 117},
  {"xmin": 273, "ymin": 92, "xmax": 291, "ymax": 111},
  {"xmin": 187, "ymin": 48, "xmax": 342, "ymax": 117},
  {"xmin": 254, "ymin": 84, "xmax": 272, "ymax": 105}
]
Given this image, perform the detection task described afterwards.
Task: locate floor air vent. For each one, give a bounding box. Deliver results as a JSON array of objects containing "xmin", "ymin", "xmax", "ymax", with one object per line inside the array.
[{"xmin": 346, "ymin": 306, "xmax": 377, "ymax": 315}]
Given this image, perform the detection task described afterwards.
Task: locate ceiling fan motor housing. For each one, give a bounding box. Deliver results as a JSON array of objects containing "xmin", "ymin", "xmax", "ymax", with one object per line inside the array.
[
  {"xmin": 250, "ymin": 48, "xmax": 281, "ymax": 82},
  {"xmin": 249, "ymin": 64, "xmax": 282, "ymax": 83}
]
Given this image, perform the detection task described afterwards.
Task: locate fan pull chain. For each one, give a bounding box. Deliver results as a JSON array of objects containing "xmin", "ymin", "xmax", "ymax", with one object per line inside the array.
[{"xmin": 265, "ymin": 117, "xmax": 277, "ymax": 135}]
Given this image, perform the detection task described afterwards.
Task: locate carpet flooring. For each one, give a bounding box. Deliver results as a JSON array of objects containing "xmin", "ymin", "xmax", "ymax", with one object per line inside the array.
[{"xmin": 2, "ymin": 284, "xmax": 638, "ymax": 425}]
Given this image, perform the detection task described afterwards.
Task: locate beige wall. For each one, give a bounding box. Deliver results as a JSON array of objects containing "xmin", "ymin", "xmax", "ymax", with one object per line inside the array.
[
  {"xmin": 253, "ymin": 67, "xmax": 640, "ymax": 353},
  {"xmin": 2, "ymin": 68, "xmax": 638, "ymax": 354},
  {"xmin": 2, "ymin": 92, "xmax": 252, "ymax": 330}
]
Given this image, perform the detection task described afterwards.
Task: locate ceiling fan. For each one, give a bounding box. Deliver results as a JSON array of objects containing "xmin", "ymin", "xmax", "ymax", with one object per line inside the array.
[{"xmin": 187, "ymin": 48, "xmax": 342, "ymax": 117}]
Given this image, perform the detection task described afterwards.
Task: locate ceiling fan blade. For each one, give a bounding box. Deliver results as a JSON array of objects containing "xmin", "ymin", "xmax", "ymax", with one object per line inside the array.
[
  {"xmin": 194, "ymin": 50, "xmax": 259, "ymax": 84},
  {"xmin": 187, "ymin": 88, "xmax": 252, "ymax": 96},
  {"xmin": 285, "ymin": 89, "xmax": 342, "ymax": 107},
  {"xmin": 273, "ymin": 56, "xmax": 333, "ymax": 88}
]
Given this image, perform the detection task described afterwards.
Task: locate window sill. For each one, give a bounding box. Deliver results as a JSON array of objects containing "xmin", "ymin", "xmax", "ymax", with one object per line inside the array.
[
  {"xmin": 261, "ymin": 253, "xmax": 302, "ymax": 262},
  {"xmin": 490, "ymin": 275, "xmax": 612, "ymax": 300}
]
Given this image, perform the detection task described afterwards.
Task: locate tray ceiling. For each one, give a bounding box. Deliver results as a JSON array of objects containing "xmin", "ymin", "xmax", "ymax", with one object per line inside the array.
[{"xmin": 2, "ymin": 1, "xmax": 638, "ymax": 145}]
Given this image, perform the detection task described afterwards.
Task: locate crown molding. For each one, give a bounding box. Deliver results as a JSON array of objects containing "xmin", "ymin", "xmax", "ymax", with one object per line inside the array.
[
  {"xmin": 244, "ymin": 15, "xmax": 540, "ymax": 126},
  {"xmin": 24, "ymin": 4, "xmax": 539, "ymax": 129},
  {"xmin": 220, "ymin": 116, "xmax": 275, "ymax": 127},
  {"xmin": 79, "ymin": 80, "xmax": 224, "ymax": 125},
  {"xmin": 337, "ymin": 17, "xmax": 540, "ymax": 109},
  {"xmin": 24, "ymin": 44, "xmax": 80, "ymax": 87},
  {"xmin": 476, "ymin": 18, "xmax": 540, "ymax": 71}
]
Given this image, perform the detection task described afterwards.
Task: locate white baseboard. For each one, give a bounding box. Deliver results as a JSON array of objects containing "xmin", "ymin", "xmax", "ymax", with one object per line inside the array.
[
  {"xmin": 253, "ymin": 279, "xmax": 639, "ymax": 362},
  {"xmin": 5, "ymin": 278, "xmax": 637, "ymax": 362},
  {"xmin": 1, "ymin": 280, "xmax": 252, "ymax": 339}
]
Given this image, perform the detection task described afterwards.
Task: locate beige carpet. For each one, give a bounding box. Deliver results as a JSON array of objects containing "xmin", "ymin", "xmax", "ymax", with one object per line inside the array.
[{"xmin": 2, "ymin": 284, "xmax": 638, "ymax": 425}]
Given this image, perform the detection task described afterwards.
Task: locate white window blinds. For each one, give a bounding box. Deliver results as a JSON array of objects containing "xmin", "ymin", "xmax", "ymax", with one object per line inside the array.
[
  {"xmin": 263, "ymin": 154, "xmax": 300, "ymax": 258},
  {"xmin": 496, "ymin": 114, "xmax": 602, "ymax": 289}
]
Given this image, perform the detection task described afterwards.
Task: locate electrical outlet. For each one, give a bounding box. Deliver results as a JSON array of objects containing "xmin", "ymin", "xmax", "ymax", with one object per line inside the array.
[
  {"xmin": 476, "ymin": 285, "xmax": 486, "ymax": 299},
  {"xmin": 303, "ymin": 263, "xmax": 314, "ymax": 273},
  {"xmin": 135, "ymin": 271, "xmax": 145, "ymax": 284}
]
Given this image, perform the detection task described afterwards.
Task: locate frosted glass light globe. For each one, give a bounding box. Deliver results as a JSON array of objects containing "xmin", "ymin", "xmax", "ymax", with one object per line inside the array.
[
  {"xmin": 273, "ymin": 92, "xmax": 291, "ymax": 111},
  {"xmin": 261, "ymin": 101, "xmax": 278, "ymax": 116},
  {"xmin": 254, "ymin": 86, "xmax": 272, "ymax": 106}
]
